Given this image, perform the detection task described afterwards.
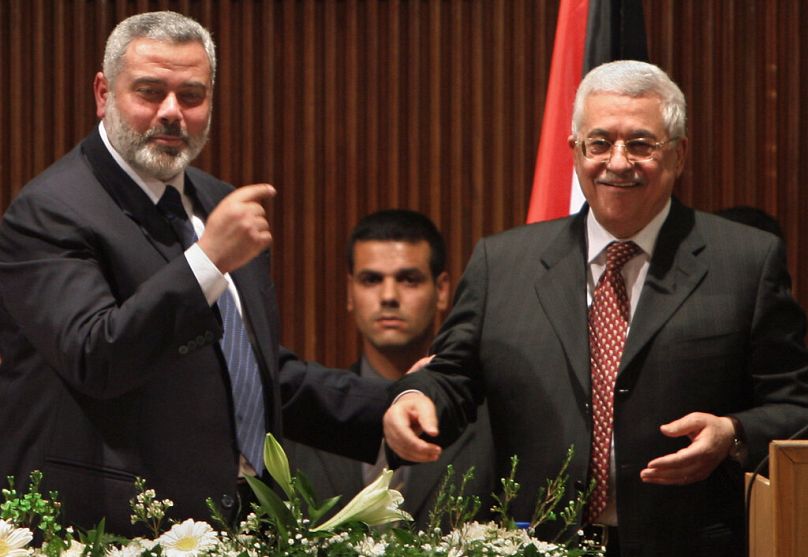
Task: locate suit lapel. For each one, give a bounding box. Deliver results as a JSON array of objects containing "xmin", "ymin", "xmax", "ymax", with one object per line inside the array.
[
  {"xmin": 620, "ymin": 200, "xmax": 707, "ymax": 372},
  {"xmin": 80, "ymin": 128, "xmax": 183, "ymax": 262},
  {"xmin": 534, "ymin": 211, "xmax": 591, "ymax": 391}
]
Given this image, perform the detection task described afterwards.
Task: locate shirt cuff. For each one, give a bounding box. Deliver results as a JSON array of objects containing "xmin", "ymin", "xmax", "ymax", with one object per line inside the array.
[
  {"xmin": 185, "ymin": 243, "xmax": 229, "ymax": 306},
  {"xmin": 392, "ymin": 389, "xmax": 425, "ymax": 405}
]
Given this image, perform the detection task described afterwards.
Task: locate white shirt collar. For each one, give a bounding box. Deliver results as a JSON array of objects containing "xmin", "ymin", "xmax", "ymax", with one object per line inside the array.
[
  {"xmin": 98, "ymin": 121, "xmax": 185, "ymax": 205},
  {"xmin": 586, "ymin": 198, "xmax": 671, "ymax": 264}
]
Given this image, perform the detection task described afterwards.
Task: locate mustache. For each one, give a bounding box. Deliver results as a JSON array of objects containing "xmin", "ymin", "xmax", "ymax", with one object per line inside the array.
[
  {"xmin": 143, "ymin": 123, "xmax": 189, "ymax": 143},
  {"xmin": 596, "ymin": 170, "xmax": 643, "ymax": 187},
  {"xmin": 598, "ymin": 170, "xmax": 640, "ymax": 182}
]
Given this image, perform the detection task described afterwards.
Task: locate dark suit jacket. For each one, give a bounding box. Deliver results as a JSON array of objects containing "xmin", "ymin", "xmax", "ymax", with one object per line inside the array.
[
  {"xmin": 0, "ymin": 129, "xmax": 387, "ymax": 535},
  {"xmin": 286, "ymin": 362, "xmax": 497, "ymax": 530},
  {"xmin": 391, "ymin": 200, "xmax": 808, "ymax": 557}
]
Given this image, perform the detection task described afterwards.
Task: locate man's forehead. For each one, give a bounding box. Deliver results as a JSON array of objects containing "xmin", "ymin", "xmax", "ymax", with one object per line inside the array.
[
  {"xmin": 353, "ymin": 240, "xmax": 432, "ymax": 269},
  {"xmin": 120, "ymin": 38, "xmax": 212, "ymax": 80},
  {"xmin": 579, "ymin": 92, "xmax": 666, "ymax": 132}
]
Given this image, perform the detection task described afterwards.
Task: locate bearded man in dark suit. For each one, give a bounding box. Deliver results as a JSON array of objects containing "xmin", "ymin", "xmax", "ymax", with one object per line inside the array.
[
  {"xmin": 0, "ymin": 11, "xmax": 385, "ymax": 535},
  {"xmin": 383, "ymin": 60, "xmax": 808, "ymax": 557}
]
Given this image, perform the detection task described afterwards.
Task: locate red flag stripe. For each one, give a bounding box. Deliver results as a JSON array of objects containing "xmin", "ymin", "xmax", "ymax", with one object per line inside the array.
[{"xmin": 526, "ymin": 0, "xmax": 589, "ymax": 224}]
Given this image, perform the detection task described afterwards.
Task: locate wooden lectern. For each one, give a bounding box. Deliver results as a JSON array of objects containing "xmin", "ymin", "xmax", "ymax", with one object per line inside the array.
[{"xmin": 746, "ymin": 440, "xmax": 808, "ymax": 557}]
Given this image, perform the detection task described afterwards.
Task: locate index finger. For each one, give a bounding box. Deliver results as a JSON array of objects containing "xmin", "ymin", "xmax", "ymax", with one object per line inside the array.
[
  {"xmin": 233, "ymin": 183, "xmax": 277, "ymax": 203},
  {"xmin": 386, "ymin": 429, "xmax": 442, "ymax": 463},
  {"xmin": 383, "ymin": 403, "xmax": 441, "ymax": 462}
]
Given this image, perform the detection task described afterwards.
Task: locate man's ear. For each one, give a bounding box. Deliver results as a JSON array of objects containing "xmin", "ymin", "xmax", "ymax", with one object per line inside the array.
[
  {"xmin": 93, "ymin": 72, "xmax": 110, "ymax": 119},
  {"xmin": 435, "ymin": 271, "xmax": 450, "ymax": 311},
  {"xmin": 346, "ymin": 274, "xmax": 354, "ymax": 312}
]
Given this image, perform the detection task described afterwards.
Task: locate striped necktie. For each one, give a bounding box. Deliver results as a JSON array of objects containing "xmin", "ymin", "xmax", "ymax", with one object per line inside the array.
[{"xmin": 157, "ymin": 185, "xmax": 267, "ymax": 475}]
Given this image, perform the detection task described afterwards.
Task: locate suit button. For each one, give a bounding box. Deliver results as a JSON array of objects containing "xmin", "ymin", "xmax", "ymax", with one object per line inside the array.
[
  {"xmin": 178, "ymin": 345, "xmax": 189, "ymax": 355},
  {"xmin": 204, "ymin": 331, "xmax": 214, "ymax": 341},
  {"xmin": 221, "ymin": 494, "xmax": 234, "ymax": 509},
  {"xmin": 187, "ymin": 339, "xmax": 198, "ymax": 350},
  {"xmin": 196, "ymin": 335, "xmax": 206, "ymax": 345}
]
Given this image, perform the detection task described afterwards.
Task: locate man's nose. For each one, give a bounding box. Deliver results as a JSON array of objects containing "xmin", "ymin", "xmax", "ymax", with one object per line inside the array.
[
  {"xmin": 380, "ymin": 279, "xmax": 400, "ymax": 306},
  {"xmin": 157, "ymin": 93, "xmax": 182, "ymax": 123},
  {"xmin": 605, "ymin": 143, "xmax": 633, "ymax": 172}
]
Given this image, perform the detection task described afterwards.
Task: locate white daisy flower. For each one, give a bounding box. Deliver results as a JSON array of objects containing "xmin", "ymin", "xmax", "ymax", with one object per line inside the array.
[
  {"xmin": 156, "ymin": 519, "xmax": 218, "ymax": 557},
  {"xmin": 0, "ymin": 520, "xmax": 33, "ymax": 557}
]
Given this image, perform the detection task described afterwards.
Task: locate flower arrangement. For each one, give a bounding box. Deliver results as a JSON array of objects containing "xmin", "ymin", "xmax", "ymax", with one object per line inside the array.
[{"xmin": 0, "ymin": 436, "xmax": 602, "ymax": 557}]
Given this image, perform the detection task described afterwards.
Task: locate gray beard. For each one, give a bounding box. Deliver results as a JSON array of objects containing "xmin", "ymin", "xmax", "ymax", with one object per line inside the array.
[{"xmin": 104, "ymin": 94, "xmax": 210, "ymax": 181}]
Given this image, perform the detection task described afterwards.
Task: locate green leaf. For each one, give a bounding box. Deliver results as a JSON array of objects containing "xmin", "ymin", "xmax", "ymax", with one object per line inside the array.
[
  {"xmin": 390, "ymin": 527, "xmax": 418, "ymax": 545},
  {"xmin": 84, "ymin": 517, "xmax": 109, "ymax": 557},
  {"xmin": 244, "ymin": 475, "xmax": 294, "ymax": 539},
  {"xmin": 292, "ymin": 471, "xmax": 318, "ymax": 507},
  {"xmin": 293, "ymin": 468, "xmax": 342, "ymax": 521},
  {"xmin": 309, "ymin": 495, "xmax": 341, "ymax": 523}
]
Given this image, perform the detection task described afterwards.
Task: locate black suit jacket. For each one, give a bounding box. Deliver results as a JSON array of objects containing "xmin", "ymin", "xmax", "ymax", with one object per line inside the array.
[
  {"xmin": 285, "ymin": 362, "xmax": 497, "ymax": 530},
  {"xmin": 391, "ymin": 200, "xmax": 808, "ymax": 556},
  {"xmin": 0, "ymin": 128, "xmax": 387, "ymax": 535}
]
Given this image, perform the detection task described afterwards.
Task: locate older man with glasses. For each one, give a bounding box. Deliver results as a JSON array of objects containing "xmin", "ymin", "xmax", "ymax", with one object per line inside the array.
[{"xmin": 383, "ymin": 60, "xmax": 808, "ymax": 557}]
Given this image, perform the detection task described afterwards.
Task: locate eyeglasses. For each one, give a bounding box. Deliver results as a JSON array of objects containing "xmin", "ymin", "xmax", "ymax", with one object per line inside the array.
[{"xmin": 575, "ymin": 137, "xmax": 680, "ymax": 163}]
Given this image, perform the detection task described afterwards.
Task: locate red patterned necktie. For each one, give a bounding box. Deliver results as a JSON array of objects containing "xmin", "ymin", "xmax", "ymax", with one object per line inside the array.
[{"xmin": 586, "ymin": 240, "xmax": 640, "ymax": 524}]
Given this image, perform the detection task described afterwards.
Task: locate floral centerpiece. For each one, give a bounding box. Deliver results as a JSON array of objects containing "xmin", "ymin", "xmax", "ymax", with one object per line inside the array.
[{"xmin": 1, "ymin": 435, "xmax": 601, "ymax": 557}]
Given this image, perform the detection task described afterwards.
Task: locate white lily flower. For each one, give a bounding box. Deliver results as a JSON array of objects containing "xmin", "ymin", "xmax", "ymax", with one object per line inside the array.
[
  {"xmin": 312, "ymin": 468, "xmax": 413, "ymax": 532},
  {"xmin": 0, "ymin": 520, "xmax": 33, "ymax": 557},
  {"xmin": 263, "ymin": 433, "xmax": 293, "ymax": 498}
]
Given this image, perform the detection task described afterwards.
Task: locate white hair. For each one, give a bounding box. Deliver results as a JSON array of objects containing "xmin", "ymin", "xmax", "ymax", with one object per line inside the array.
[
  {"xmin": 571, "ymin": 60, "xmax": 687, "ymax": 138},
  {"xmin": 103, "ymin": 11, "xmax": 216, "ymax": 87}
]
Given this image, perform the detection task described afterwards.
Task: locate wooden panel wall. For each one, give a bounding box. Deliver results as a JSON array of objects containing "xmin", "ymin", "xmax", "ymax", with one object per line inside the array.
[{"xmin": 1, "ymin": 1, "xmax": 806, "ymax": 367}]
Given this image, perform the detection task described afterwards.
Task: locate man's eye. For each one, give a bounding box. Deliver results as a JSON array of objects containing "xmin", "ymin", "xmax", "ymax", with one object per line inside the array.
[
  {"xmin": 586, "ymin": 139, "xmax": 611, "ymax": 154},
  {"xmin": 137, "ymin": 88, "xmax": 164, "ymax": 100},
  {"xmin": 627, "ymin": 140, "xmax": 655, "ymax": 157},
  {"xmin": 398, "ymin": 273, "xmax": 425, "ymax": 286},
  {"xmin": 180, "ymin": 91, "xmax": 206, "ymax": 106},
  {"xmin": 359, "ymin": 276, "xmax": 381, "ymax": 286}
]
